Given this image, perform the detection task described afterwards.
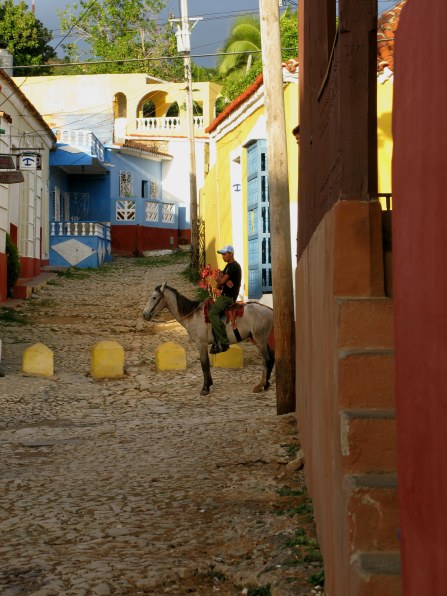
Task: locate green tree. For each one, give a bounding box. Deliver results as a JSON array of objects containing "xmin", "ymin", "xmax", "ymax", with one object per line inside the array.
[
  {"xmin": 216, "ymin": 8, "xmax": 298, "ymax": 102},
  {"xmin": 0, "ymin": 0, "xmax": 56, "ymax": 76},
  {"xmin": 216, "ymin": 15, "xmax": 262, "ymax": 83},
  {"xmin": 58, "ymin": 0, "xmax": 183, "ymax": 79}
]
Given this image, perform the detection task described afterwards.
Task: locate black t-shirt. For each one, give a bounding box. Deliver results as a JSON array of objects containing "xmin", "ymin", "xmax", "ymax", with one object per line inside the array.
[{"xmin": 221, "ymin": 260, "xmax": 242, "ymax": 300}]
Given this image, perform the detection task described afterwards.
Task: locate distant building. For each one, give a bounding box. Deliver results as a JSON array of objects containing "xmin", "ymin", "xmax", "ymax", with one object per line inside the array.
[{"xmin": 13, "ymin": 73, "xmax": 222, "ymax": 257}]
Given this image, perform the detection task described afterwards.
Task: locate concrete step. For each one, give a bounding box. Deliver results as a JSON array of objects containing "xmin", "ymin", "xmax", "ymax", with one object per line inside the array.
[
  {"xmin": 340, "ymin": 408, "xmax": 397, "ymax": 474},
  {"xmin": 350, "ymin": 552, "xmax": 402, "ymax": 596},
  {"xmin": 13, "ymin": 272, "xmax": 58, "ymax": 300},
  {"xmin": 336, "ymin": 297, "xmax": 394, "ymax": 351},
  {"xmin": 338, "ymin": 349, "xmax": 395, "ymax": 409},
  {"xmin": 345, "ymin": 474, "xmax": 399, "ymax": 552}
]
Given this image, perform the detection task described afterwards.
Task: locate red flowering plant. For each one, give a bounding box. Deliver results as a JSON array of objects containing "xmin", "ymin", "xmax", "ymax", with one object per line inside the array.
[{"xmin": 198, "ymin": 264, "xmax": 222, "ymax": 299}]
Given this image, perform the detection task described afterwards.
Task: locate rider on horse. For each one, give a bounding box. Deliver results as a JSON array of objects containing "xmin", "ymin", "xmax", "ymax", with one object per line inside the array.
[{"xmin": 209, "ymin": 245, "xmax": 242, "ymax": 354}]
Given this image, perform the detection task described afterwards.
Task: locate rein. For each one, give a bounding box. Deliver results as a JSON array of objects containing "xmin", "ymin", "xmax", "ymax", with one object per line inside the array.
[
  {"xmin": 154, "ymin": 287, "xmax": 203, "ymax": 322},
  {"xmin": 177, "ymin": 301, "xmax": 203, "ymax": 321}
]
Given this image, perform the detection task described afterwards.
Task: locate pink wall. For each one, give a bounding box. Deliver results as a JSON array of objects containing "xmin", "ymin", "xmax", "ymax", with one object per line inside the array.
[{"xmin": 392, "ymin": 1, "xmax": 447, "ymax": 592}]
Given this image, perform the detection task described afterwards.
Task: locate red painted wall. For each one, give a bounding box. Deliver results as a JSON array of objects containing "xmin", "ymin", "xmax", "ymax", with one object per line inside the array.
[
  {"xmin": 19, "ymin": 256, "xmax": 40, "ymax": 279},
  {"xmin": 393, "ymin": 1, "xmax": 447, "ymax": 592},
  {"xmin": 111, "ymin": 226, "xmax": 179, "ymax": 256}
]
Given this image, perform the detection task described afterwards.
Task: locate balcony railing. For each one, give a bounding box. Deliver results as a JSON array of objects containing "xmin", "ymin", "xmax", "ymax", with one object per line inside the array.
[
  {"xmin": 51, "ymin": 221, "xmax": 111, "ymax": 240},
  {"xmin": 135, "ymin": 116, "xmax": 204, "ymax": 133},
  {"xmin": 56, "ymin": 130, "xmax": 106, "ymax": 162}
]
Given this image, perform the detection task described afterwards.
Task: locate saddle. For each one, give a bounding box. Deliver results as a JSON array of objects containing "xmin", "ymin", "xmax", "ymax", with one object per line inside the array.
[{"xmin": 203, "ymin": 298, "xmax": 245, "ymax": 328}]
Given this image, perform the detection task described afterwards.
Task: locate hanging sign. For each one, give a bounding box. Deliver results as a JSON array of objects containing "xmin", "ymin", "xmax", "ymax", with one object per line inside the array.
[
  {"xmin": 0, "ymin": 170, "xmax": 24, "ymax": 184},
  {"xmin": 0, "ymin": 154, "xmax": 15, "ymax": 170},
  {"xmin": 17, "ymin": 152, "xmax": 42, "ymax": 171}
]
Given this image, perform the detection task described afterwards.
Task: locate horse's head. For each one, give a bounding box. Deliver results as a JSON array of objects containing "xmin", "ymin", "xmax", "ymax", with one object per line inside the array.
[{"xmin": 143, "ymin": 282, "xmax": 168, "ymax": 321}]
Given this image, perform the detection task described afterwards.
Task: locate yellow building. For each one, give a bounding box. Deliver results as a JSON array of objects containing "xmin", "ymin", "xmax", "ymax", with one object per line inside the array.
[{"xmin": 201, "ymin": 64, "xmax": 299, "ymax": 305}]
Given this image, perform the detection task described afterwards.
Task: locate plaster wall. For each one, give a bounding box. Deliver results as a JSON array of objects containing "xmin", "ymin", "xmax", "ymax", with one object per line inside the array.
[
  {"xmin": 392, "ymin": 1, "xmax": 447, "ymax": 593},
  {"xmin": 0, "ymin": 76, "xmax": 53, "ymax": 288},
  {"xmin": 162, "ymin": 138, "xmax": 207, "ymax": 230},
  {"xmin": 200, "ymin": 82, "xmax": 298, "ymax": 300}
]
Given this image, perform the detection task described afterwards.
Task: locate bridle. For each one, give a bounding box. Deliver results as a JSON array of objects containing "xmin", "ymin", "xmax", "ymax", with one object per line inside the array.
[{"xmin": 148, "ymin": 287, "xmax": 165, "ymax": 316}]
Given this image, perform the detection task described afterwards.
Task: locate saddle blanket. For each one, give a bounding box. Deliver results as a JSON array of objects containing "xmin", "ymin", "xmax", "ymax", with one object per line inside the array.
[{"xmin": 204, "ymin": 298, "xmax": 245, "ymax": 328}]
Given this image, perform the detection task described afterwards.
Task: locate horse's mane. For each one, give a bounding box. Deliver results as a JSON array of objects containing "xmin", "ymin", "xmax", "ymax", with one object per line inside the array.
[{"xmin": 156, "ymin": 284, "xmax": 202, "ymax": 318}]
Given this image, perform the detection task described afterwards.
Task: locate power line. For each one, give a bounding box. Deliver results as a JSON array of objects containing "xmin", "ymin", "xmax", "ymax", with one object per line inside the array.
[{"xmin": 12, "ymin": 48, "xmax": 300, "ymax": 71}]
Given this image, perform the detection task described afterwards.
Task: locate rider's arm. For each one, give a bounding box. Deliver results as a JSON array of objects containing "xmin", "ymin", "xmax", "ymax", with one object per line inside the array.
[{"xmin": 216, "ymin": 272, "xmax": 230, "ymax": 288}]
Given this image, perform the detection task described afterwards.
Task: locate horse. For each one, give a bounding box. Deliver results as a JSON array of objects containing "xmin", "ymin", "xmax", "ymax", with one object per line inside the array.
[{"xmin": 143, "ymin": 282, "xmax": 275, "ymax": 396}]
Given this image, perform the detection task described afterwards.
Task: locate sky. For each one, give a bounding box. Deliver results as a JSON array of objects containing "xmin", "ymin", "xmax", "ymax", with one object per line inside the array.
[{"xmin": 28, "ymin": 0, "xmax": 400, "ymax": 69}]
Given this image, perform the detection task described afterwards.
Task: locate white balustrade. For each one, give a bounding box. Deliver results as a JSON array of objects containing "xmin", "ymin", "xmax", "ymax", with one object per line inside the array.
[
  {"xmin": 51, "ymin": 221, "xmax": 111, "ymax": 239},
  {"xmin": 135, "ymin": 116, "xmax": 204, "ymax": 132}
]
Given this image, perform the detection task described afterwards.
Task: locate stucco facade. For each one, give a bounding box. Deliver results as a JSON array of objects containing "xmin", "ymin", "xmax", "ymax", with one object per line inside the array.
[
  {"xmin": 0, "ymin": 71, "xmax": 55, "ymax": 302},
  {"xmin": 201, "ymin": 71, "xmax": 299, "ymax": 304}
]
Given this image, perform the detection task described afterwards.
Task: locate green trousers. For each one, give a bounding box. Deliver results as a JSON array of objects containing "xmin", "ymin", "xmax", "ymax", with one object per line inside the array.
[{"xmin": 209, "ymin": 295, "xmax": 234, "ymax": 347}]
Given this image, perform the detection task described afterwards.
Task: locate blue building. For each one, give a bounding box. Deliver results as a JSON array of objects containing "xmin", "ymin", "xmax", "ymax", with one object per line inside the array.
[{"xmin": 49, "ymin": 132, "xmax": 177, "ymax": 268}]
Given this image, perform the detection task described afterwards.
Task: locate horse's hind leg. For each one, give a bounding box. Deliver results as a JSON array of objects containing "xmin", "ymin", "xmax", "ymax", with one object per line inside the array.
[
  {"xmin": 253, "ymin": 341, "xmax": 275, "ymax": 393},
  {"xmin": 264, "ymin": 343, "xmax": 275, "ymax": 390}
]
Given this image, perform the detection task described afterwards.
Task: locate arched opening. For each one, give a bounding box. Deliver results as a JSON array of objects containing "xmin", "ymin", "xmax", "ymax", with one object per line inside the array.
[
  {"xmin": 142, "ymin": 100, "xmax": 156, "ymax": 118},
  {"xmin": 113, "ymin": 92, "xmax": 127, "ymax": 145},
  {"xmin": 166, "ymin": 102, "xmax": 180, "ymax": 117},
  {"xmin": 193, "ymin": 101, "xmax": 203, "ymax": 116},
  {"xmin": 113, "ymin": 92, "xmax": 127, "ymax": 119}
]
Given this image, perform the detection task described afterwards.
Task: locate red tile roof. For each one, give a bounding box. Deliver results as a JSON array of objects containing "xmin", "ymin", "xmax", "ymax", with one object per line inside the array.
[
  {"xmin": 205, "ymin": 73, "xmax": 264, "ymax": 134},
  {"xmin": 121, "ymin": 140, "xmax": 173, "ymax": 159},
  {"xmin": 206, "ymin": 58, "xmax": 299, "ymax": 134},
  {"xmin": 377, "ymin": 0, "xmax": 407, "ymax": 73}
]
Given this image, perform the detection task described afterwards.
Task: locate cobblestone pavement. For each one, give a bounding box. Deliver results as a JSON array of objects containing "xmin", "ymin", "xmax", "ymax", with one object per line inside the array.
[{"xmin": 0, "ymin": 254, "xmax": 324, "ymax": 596}]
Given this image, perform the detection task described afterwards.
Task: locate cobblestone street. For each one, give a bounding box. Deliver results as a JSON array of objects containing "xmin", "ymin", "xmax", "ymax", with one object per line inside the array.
[{"xmin": 0, "ymin": 254, "xmax": 323, "ymax": 596}]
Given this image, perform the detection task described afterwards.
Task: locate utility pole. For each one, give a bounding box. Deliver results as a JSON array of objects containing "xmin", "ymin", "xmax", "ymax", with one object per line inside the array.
[
  {"xmin": 259, "ymin": 0, "xmax": 296, "ymax": 415},
  {"xmin": 170, "ymin": 1, "xmax": 202, "ymax": 275}
]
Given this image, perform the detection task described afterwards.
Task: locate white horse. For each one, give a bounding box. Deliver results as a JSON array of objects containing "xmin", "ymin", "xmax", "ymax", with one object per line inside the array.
[{"xmin": 143, "ymin": 283, "xmax": 275, "ymax": 396}]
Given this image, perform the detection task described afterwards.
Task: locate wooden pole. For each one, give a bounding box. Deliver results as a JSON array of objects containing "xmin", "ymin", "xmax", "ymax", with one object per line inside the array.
[
  {"xmin": 179, "ymin": 0, "xmax": 199, "ymax": 274},
  {"xmin": 259, "ymin": 0, "xmax": 296, "ymax": 415}
]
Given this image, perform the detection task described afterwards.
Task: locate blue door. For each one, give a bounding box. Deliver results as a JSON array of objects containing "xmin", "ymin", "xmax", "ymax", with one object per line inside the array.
[{"xmin": 247, "ymin": 140, "xmax": 271, "ymax": 298}]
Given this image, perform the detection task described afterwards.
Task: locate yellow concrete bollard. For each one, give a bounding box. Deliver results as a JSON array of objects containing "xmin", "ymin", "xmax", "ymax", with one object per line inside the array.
[
  {"xmin": 155, "ymin": 342, "xmax": 186, "ymax": 371},
  {"xmin": 210, "ymin": 344, "xmax": 244, "ymax": 369},
  {"xmin": 91, "ymin": 340, "xmax": 124, "ymax": 379},
  {"xmin": 22, "ymin": 342, "xmax": 54, "ymax": 377}
]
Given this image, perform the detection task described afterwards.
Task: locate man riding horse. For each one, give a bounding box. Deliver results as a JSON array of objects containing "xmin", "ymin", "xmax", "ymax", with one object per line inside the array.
[{"xmin": 209, "ymin": 245, "xmax": 242, "ymax": 354}]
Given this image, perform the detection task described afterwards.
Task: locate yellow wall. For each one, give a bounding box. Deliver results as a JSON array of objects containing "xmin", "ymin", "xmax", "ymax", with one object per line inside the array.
[
  {"xmin": 200, "ymin": 81, "xmax": 299, "ymax": 296},
  {"xmin": 377, "ymin": 79, "xmax": 394, "ymax": 207}
]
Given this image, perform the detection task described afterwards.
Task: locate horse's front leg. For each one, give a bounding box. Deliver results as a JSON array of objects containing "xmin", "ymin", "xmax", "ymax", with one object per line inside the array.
[{"xmin": 198, "ymin": 341, "xmax": 213, "ymax": 396}]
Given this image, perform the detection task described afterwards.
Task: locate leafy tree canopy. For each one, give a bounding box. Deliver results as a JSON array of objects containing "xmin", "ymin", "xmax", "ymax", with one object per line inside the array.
[
  {"xmin": 0, "ymin": 0, "xmax": 56, "ymax": 76},
  {"xmin": 216, "ymin": 8, "xmax": 298, "ymax": 103},
  {"xmin": 58, "ymin": 0, "xmax": 183, "ymax": 79}
]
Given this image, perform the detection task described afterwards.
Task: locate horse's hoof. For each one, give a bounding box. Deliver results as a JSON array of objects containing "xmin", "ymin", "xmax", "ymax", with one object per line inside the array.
[
  {"xmin": 253, "ymin": 384, "xmax": 263, "ymax": 393},
  {"xmin": 200, "ymin": 388, "xmax": 210, "ymax": 396},
  {"xmin": 264, "ymin": 382, "xmax": 270, "ymax": 391}
]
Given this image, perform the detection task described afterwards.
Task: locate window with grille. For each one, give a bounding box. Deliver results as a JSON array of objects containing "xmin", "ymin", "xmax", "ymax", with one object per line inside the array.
[
  {"xmin": 119, "ymin": 171, "xmax": 133, "ymax": 197},
  {"xmin": 116, "ymin": 200, "xmax": 136, "ymax": 220},
  {"xmin": 162, "ymin": 203, "xmax": 175, "ymax": 223},
  {"xmin": 145, "ymin": 201, "xmax": 159, "ymax": 222},
  {"xmin": 150, "ymin": 180, "xmax": 160, "ymax": 198}
]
